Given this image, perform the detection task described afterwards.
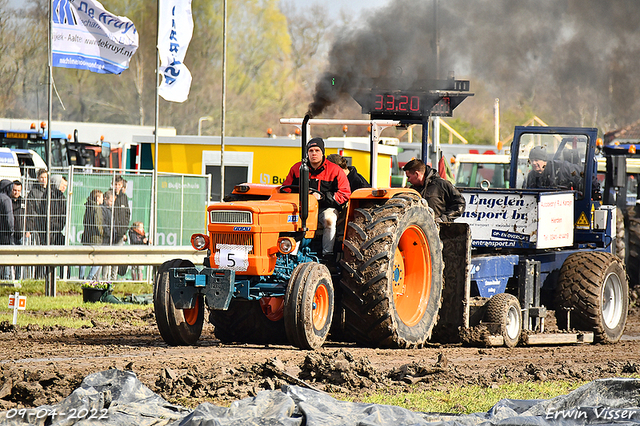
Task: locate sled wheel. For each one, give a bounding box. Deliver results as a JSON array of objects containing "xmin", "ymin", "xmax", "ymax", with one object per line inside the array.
[
  {"xmin": 284, "ymin": 262, "xmax": 334, "ymax": 350},
  {"xmin": 485, "ymin": 293, "xmax": 522, "ymax": 348},
  {"xmin": 154, "ymin": 259, "xmax": 204, "ymax": 346},
  {"xmin": 556, "ymin": 252, "xmax": 628, "ymax": 343},
  {"xmin": 340, "ymin": 192, "xmax": 443, "ymax": 348}
]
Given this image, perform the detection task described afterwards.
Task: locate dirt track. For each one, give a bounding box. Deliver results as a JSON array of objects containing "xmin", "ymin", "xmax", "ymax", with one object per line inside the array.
[{"xmin": 1, "ymin": 304, "xmax": 640, "ymax": 411}]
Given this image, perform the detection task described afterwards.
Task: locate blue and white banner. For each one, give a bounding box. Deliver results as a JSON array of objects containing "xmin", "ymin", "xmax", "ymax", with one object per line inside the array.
[
  {"xmin": 158, "ymin": 0, "xmax": 193, "ymax": 102},
  {"xmin": 52, "ymin": 0, "xmax": 138, "ymax": 75}
]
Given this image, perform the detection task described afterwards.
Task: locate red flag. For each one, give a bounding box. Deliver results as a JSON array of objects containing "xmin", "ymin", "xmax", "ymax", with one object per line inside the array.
[{"xmin": 438, "ymin": 155, "xmax": 447, "ymax": 179}]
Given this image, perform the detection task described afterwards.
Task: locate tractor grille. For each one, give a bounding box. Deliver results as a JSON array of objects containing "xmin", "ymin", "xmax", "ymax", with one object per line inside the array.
[
  {"xmin": 211, "ymin": 233, "xmax": 254, "ymax": 254},
  {"xmin": 210, "ymin": 210, "xmax": 252, "ymax": 224}
]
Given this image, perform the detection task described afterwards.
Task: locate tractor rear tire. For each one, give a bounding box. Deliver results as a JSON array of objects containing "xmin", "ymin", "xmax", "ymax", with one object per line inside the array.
[
  {"xmin": 209, "ymin": 300, "xmax": 288, "ymax": 345},
  {"xmin": 154, "ymin": 259, "xmax": 204, "ymax": 346},
  {"xmin": 484, "ymin": 293, "xmax": 522, "ymax": 348},
  {"xmin": 340, "ymin": 193, "xmax": 443, "ymax": 348},
  {"xmin": 626, "ymin": 205, "xmax": 640, "ymax": 287},
  {"xmin": 555, "ymin": 252, "xmax": 628, "ymax": 343},
  {"xmin": 284, "ymin": 262, "xmax": 334, "ymax": 350}
]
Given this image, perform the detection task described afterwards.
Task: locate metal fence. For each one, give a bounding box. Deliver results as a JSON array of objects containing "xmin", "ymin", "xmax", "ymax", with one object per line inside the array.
[{"xmin": 0, "ymin": 166, "xmax": 210, "ymax": 282}]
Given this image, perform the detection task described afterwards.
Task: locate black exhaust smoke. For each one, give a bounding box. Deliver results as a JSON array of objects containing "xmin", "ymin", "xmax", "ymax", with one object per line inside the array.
[{"xmin": 307, "ymin": 0, "xmax": 640, "ymax": 127}]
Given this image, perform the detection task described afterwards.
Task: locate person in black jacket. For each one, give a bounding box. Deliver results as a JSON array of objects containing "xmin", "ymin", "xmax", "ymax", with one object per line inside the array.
[
  {"xmin": 49, "ymin": 175, "xmax": 67, "ymax": 246},
  {"xmin": 326, "ymin": 154, "xmax": 370, "ymax": 192},
  {"xmin": 525, "ymin": 146, "xmax": 583, "ymax": 191},
  {"xmin": 403, "ymin": 159, "xmax": 466, "ymax": 223},
  {"xmin": 10, "ymin": 180, "xmax": 25, "ymax": 279},
  {"xmin": 106, "ymin": 176, "xmax": 131, "ymax": 279},
  {"xmin": 25, "ymin": 168, "xmax": 48, "ymax": 246},
  {"xmin": 80, "ymin": 189, "xmax": 105, "ymax": 280},
  {"xmin": 0, "ymin": 179, "xmax": 14, "ymax": 245},
  {"xmin": 128, "ymin": 221, "xmax": 149, "ymax": 280},
  {"xmin": 0, "ymin": 179, "xmax": 15, "ymax": 280},
  {"xmin": 11, "ymin": 181, "xmax": 26, "ymax": 246}
]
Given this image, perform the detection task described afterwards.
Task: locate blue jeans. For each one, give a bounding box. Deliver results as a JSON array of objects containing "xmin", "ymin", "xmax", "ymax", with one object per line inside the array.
[{"xmin": 80, "ymin": 265, "xmax": 102, "ymax": 281}]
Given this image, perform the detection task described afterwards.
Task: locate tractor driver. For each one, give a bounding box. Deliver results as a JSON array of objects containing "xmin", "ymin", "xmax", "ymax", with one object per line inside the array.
[
  {"xmin": 525, "ymin": 146, "xmax": 583, "ymax": 191},
  {"xmin": 283, "ymin": 137, "xmax": 351, "ymax": 260},
  {"xmin": 403, "ymin": 159, "xmax": 466, "ymax": 222}
]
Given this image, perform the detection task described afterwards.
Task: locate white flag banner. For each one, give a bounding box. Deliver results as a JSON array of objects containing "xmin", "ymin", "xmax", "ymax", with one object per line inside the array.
[
  {"xmin": 52, "ymin": 0, "xmax": 139, "ymax": 75},
  {"xmin": 158, "ymin": 0, "xmax": 194, "ymax": 103}
]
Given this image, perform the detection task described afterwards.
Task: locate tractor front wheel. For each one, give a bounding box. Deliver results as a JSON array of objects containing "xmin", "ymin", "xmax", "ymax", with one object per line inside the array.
[
  {"xmin": 284, "ymin": 262, "xmax": 334, "ymax": 350},
  {"xmin": 154, "ymin": 259, "xmax": 204, "ymax": 346}
]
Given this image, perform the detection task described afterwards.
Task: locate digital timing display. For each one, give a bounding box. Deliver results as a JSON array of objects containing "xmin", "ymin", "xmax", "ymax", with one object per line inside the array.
[
  {"xmin": 373, "ymin": 93, "xmax": 422, "ymax": 115},
  {"xmin": 352, "ymin": 79, "xmax": 471, "ymax": 120},
  {"xmin": 367, "ymin": 92, "xmax": 453, "ymax": 119}
]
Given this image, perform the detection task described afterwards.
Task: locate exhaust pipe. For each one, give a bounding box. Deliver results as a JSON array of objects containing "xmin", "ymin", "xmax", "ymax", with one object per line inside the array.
[{"xmin": 300, "ymin": 114, "xmax": 311, "ymax": 231}]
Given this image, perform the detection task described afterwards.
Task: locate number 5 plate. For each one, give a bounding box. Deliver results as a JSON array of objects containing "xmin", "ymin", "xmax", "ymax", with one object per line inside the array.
[{"xmin": 214, "ymin": 244, "xmax": 252, "ymax": 272}]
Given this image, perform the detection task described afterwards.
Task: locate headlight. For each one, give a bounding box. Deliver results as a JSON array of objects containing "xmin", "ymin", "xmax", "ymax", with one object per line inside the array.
[
  {"xmin": 277, "ymin": 237, "xmax": 296, "ymax": 254},
  {"xmin": 191, "ymin": 234, "xmax": 209, "ymax": 250}
]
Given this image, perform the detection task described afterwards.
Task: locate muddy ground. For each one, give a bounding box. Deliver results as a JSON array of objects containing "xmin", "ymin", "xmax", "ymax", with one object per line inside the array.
[{"xmin": 1, "ymin": 303, "xmax": 640, "ymax": 412}]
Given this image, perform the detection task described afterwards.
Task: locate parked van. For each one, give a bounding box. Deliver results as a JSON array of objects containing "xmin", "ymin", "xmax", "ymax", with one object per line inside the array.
[
  {"xmin": 0, "ymin": 147, "xmax": 47, "ymax": 183},
  {"xmin": 453, "ymin": 154, "xmax": 512, "ymax": 189}
]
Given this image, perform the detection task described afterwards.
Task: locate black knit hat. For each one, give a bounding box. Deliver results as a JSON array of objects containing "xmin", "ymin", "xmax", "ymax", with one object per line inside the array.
[
  {"xmin": 307, "ymin": 137, "xmax": 325, "ymax": 155},
  {"xmin": 529, "ymin": 146, "xmax": 548, "ymax": 162}
]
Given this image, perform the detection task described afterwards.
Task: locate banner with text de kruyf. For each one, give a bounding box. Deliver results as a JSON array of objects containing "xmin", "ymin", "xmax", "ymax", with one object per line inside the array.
[
  {"xmin": 52, "ymin": 0, "xmax": 138, "ymax": 75},
  {"xmin": 158, "ymin": 0, "xmax": 193, "ymax": 102}
]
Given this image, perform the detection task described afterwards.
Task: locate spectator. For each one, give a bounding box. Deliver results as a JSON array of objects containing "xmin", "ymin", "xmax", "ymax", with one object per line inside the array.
[
  {"xmin": 403, "ymin": 159, "xmax": 466, "ymax": 223},
  {"xmin": 80, "ymin": 189, "xmax": 105, "ymax": 280},
  {"xmin": 101, "ymin": 190, "xmax": 116, "ymax": 280},
  {"xmin": 128, "ymin": 221, "xmax": 149, "ymax": 280},
  {"xmin": 0, "ymin": 179, "xmax": 15, "ymax": 245},
  {"xmin": 11, "ymin": 181, "xmax": 26, "ymax": 245},
  {"xmin": 0, "ymin": 179, "xmax": 15, "ymax": 280},
  {"xmin": 49, "ymin": 175, "xmax": 67, "ymax": 246},
  {"xmin": 326, "ymin": 153, "xmax": 370, "ymax": 192},
  {"xmin": 26, "ymin": 168, "xmax": 48, "ymax": 246},
  {"xmin": 11, "ymin": 180, "xmax": 26, "ymax": 280},
  {"xmin": 110, "ymin": 176, "xmax": 131, "ymax": 279},
  {"xmin": 102, "ymin": 190, "xmax": 114, "ymax": 241}
]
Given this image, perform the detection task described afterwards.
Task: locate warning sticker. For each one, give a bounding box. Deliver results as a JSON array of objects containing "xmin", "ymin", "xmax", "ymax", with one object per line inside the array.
[{"xmin": 576, "ymin": 212, "xmax": 590, "ymax": 229}]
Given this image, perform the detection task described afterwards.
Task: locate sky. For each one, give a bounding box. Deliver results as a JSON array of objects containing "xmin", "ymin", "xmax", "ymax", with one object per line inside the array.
[
  {"xmin": 8, "ymin": 0, "xmax": 391, "ymax": 18},
  {"xmin": 286, "ymin": 0, "xmax": 390, "ymax": 19}
]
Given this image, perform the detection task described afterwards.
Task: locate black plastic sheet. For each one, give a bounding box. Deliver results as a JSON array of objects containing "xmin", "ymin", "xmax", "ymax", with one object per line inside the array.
[{"xmin": 3, "ymin": 370, "xmax": 640, "ymax": 425}]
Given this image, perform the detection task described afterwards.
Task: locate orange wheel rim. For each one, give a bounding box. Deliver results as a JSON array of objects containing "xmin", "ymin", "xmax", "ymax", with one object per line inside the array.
[
  {"xmin": 184, "ymin": 297, "xmax": 200, "ymax": 326},
  {"xmin": 392, "ymin": 224, "xmax": 431, "ymax": 327},
  {"xmin": 312, "ymin": 283, "xmax": 329, "ymax": 330},
  {"xmin": 259, "ymin": 297, "xmax": 285, "ymax": 321}
]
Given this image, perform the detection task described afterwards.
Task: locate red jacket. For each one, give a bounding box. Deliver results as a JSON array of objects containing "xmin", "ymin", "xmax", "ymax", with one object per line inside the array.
[{"xmin": 284, "ymin": 159, "xmax": 351, "ymax": 209}]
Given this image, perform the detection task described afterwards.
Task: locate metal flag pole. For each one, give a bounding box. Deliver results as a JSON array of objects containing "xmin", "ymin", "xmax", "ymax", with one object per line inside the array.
[
  {"xmin": 46, "ymin": 0, "xmax": 55, "ymax": 296},
  {"xmin": 220, "ymin": 0, "xmax": 227, "ymax": 201},
  {"xmin": 152, "ymin": 0, "xmax": 161, "ymax": 246}
]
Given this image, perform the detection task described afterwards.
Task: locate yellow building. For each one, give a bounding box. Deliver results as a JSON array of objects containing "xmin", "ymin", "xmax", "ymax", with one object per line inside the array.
[{"xmin": 132, "ymin": 135, "xmax": 398, "ymax": 200}]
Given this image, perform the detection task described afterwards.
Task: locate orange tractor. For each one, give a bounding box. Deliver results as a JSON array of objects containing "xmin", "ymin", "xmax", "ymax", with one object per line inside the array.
[{"xmin": 154, "ymin": 79, "xmax": 473, "ymax": 349}]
